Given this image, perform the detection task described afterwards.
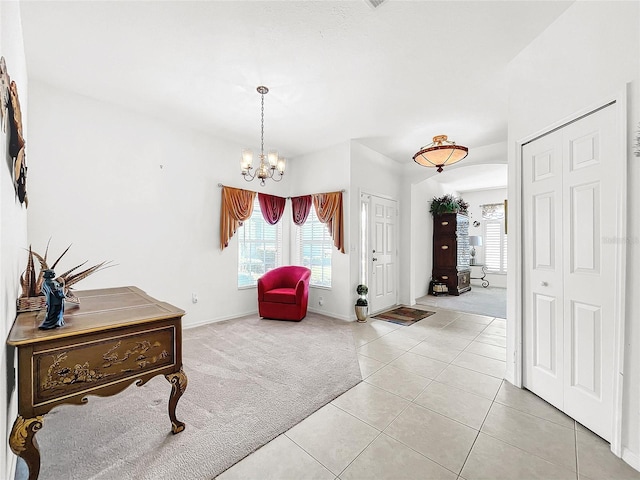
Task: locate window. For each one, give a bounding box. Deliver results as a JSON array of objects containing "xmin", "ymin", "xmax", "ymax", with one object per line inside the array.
[
  {"xmin": 298, "ymin": 208, "xmax": 332, "ymax": 288},
  {"xmin": 482, "ymin": 202, "xmax": 507, "ymax": 274},
  {"xmin": 237, "ymin": 197, "xmax": 282, "ymax": 287}
]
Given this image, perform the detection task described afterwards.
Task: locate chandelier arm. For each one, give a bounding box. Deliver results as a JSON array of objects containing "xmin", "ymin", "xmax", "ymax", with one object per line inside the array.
[{"xmin": 242, "ymin": 169, "xmax": 257, "ymax": 181}]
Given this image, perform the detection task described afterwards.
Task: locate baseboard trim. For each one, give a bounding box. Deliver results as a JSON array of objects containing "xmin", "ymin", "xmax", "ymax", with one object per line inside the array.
[
  {"xmin": 622, "ymin": 447, "xmax": 640, "ymax": 472},
  {"xmin": 184, "ymin": 308, "xmax": 354, "ymax": 329},
  {"xmin": 307, "ymin": 307, "xmax": 352, "ymax": 321},
  {"xmin": 183, "ymin": 310, "xmax": 258, "ymax": 330}
]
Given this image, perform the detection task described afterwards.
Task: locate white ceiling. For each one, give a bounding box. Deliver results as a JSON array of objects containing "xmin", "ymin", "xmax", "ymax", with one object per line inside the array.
[
  {"xmin": 435, "ymin": 164, "xmax": 508, "ymax": 193},
  {"xmin": 19, "ymin": 0, "xmax": 573, "ymax": 164}
]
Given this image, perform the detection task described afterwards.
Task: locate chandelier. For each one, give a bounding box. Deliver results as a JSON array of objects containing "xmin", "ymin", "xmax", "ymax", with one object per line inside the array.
[
  {"xmin": 240, "ymin": 86, "xmax": 285, "ymax": 186},
  {"xmin": 413, "ymin": 134, "xmax": 468, "ymax": 173}
]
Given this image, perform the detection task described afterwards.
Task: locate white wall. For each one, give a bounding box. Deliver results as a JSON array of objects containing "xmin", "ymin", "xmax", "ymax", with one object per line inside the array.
[
  {"xmin": 0, "ymin": 2, "xmax": 29, "ymax": 478},
  {"xmin": 26, "ymin": 80, "xmax": 359, "ymax": 328},
  {"xmin": 459, "ymin": 188, "xmax": 507, "ymax": 288},
  {"xmin": 507, "ymin": 0, "xmax": 640, "ymax": 467},
  {"xmin": 27, "ymin": 81, "xmax": 297, "ymax": 329},
  {"xmin": 289, "ymin": 142, "xmax": 351, "ymax": 319}
]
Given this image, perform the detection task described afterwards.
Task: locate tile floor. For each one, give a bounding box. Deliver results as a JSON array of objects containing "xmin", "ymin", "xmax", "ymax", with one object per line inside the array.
[{"xmin": 217, "ymin": 307, "xmax": 640, "ymax": 480}]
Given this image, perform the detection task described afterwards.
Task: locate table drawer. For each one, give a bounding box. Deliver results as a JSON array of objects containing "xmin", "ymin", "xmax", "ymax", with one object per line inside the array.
[{"xmin": 33, "ymin": 325, "xmax": 176, "ymax": 406}]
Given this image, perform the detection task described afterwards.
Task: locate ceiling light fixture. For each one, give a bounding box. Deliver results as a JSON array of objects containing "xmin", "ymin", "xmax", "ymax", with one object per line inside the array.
[
  {"xmin": 413, "ymin": 134, "xmax": 468, "ymax": 173},
  {"xmin": 240, "ymin": 86, "xmax": 285, "ymax": 186}
]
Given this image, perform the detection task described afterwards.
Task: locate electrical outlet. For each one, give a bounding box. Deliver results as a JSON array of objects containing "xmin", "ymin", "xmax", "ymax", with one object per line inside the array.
[
  {"xmin": 192, "ymin": 293, "xmax": 198, "ymax": 304},
  {"xmin": 318, "ymin": 296, "xmax": 324, "ymax": 306}
]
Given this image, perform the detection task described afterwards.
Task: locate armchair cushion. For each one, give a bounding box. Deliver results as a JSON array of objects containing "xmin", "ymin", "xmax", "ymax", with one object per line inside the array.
[
  {"xmin": 263, "ymin": 288, "xmax": 297, "ymax": 304},
  {"xmin": 258, "ymin": 266, "xmax": 311, "ymax": 321}
]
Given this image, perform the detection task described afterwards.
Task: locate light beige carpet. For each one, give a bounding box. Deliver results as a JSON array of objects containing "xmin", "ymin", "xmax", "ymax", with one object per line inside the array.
[
  {"xmin": 30, "ymin": 312, "xmax": 361, "ymax": 480},
  {"xmin": 416, "ymin": 286, "xmax": 507, "ymax": 319}
]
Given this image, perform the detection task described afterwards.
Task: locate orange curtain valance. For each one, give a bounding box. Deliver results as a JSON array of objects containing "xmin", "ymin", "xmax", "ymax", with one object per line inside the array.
[
  {"xmin": 312, "ymin": 191, "xmax": 345, "ymax": 254},
  {"xmin": 220, "ymin": 186, "xmax": 256, "ymax": 250}
]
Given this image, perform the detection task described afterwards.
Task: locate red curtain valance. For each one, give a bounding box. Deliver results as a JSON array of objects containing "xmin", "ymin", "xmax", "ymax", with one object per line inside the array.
[
  {"xmin": 258, "ymin": 193, "xmax": 287, "ymax": 225},
  {"xmin": 291, "ymin": 195, "xmax": 312, "ymax": 226}
]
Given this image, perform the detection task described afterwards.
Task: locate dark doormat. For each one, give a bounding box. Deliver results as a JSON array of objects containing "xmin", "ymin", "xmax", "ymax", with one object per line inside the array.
[{"xmin": 371, "ymin": 307, "xmax": 436, "ymax": 326}]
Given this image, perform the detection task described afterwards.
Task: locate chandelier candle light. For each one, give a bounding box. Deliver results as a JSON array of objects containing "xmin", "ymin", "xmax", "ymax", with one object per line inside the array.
[
  {"xmin": 241, "ymin": 86, "xmax": 286, "ymax": 186},
  {"xmin": 413, "ymin": 134, "xmax": 468, "ymax": 173}
]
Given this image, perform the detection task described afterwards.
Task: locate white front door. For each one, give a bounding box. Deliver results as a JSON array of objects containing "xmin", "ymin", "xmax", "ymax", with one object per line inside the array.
[
  {"xmin": 523, "ymin": 104, "xmax": 618, "ymax": 441},
  {"xmin": 368, "ymin": 195, "xmax": 397, "ymax": 314}
]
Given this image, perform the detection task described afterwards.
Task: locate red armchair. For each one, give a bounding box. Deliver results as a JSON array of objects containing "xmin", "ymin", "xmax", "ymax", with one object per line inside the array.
[{"xmin": 258, "ymin": 266, "xmax": 311, "ymax": 321}]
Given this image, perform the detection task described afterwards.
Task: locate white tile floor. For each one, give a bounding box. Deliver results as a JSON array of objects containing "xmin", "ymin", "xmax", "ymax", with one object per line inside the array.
[{"xmin": 217, "ymin": 307, "xmax": 640, "ymax": 480}]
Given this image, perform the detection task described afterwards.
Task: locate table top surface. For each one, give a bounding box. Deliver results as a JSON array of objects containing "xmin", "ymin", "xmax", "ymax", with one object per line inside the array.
[{"xmin": 7, "ymin": 286, "xmax": 185, "ymax": 346}]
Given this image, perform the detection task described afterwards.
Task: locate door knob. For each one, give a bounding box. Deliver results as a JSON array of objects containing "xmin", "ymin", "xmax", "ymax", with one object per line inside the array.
[
  {"xmin": 372, "ymin": 257, "xmax": 378, "ymax": 262},
  {"xmin": 540, "ymin": 281, "xmax": 548, "ymax": 287}
]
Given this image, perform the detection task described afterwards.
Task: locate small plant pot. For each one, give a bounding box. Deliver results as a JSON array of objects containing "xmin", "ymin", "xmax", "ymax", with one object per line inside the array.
[{"xmin": 355, "ymin": 305, "xmax": 368, "ymax": 322}]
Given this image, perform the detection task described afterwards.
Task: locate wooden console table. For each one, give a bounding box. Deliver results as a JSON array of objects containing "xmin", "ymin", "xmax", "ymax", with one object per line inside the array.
[{"xmin": 7, "ymin": 286, "xmax": 187, "ymax": 480}]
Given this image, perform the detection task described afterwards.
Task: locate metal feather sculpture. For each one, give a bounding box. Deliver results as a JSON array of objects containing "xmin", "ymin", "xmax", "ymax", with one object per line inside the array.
[
  {"xmin": 19, "ymin": 241, "xmax": 113, "ymax": 308},
  {"xmin": 19, "ymin": 245, "xmax": 38, "ymax": 298}
]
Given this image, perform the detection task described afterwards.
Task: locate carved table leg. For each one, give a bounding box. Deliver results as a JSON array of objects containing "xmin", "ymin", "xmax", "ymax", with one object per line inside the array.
[
  {"xmin": 165, "ymin": 367, "xmax": 187, "ymax": 434},
  {"xmin": 9, "ymin": 415, "xmax": 44, "ymax": 480}
]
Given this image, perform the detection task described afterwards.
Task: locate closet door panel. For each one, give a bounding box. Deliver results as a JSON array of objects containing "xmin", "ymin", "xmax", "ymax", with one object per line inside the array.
[
  {"xmin": 570, "ymin": 301, "xmax": 602, "ymax": 398},
  {"xmin": 562, "ymin": 105, "xmax": 617, "ymax": 442},
  {"xmin": 523, "ymin": 130, "xmax": 564, "ymax": 410}
]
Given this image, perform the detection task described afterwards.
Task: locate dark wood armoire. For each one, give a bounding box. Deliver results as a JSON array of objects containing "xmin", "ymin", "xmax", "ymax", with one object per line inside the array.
[{"xmin": 432, "ymin": 212, "xmax": 471, "ymax": 295}]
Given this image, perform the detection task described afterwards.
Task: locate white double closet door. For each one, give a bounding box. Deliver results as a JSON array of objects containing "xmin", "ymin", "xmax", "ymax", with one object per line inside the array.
[{"xmin": 522, "ymin": 103, "xmax": 618, "ymax": 441}]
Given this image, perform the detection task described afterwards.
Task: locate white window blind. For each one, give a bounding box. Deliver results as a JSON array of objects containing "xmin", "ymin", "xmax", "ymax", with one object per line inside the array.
[
  {"xmin": 482, "ymin": 203, "xmax": 507, "ymax": 274},
  {"xmin": 298, "ymin": 207, "xmax": 332, "ymax": 288},
  {"xmin": 237, "ymin": 197, "xmax": 282, "ymax": 287}
]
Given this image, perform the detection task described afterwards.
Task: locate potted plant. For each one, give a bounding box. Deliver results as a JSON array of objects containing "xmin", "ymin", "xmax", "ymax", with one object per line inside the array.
[
  {"xmin": 429, "ymin": 194, "xmax": 469, "ymax": 216},
  {"xmin": 355, "ymin": 284, "xmax": 368, "ymax": 322}
]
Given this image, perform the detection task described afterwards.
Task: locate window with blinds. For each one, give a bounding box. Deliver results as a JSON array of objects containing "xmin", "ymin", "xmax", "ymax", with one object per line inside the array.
[
  {"xmin": 482, "ymin": 202, "xmax": 507, "ymax": 274},
  {"xmin": 298, "ymin": 208, "xmax": 332, "ymax": 288},
  {"xmin": 237, "ymin": 197, "xmax": 282, "ymax": 288}
]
